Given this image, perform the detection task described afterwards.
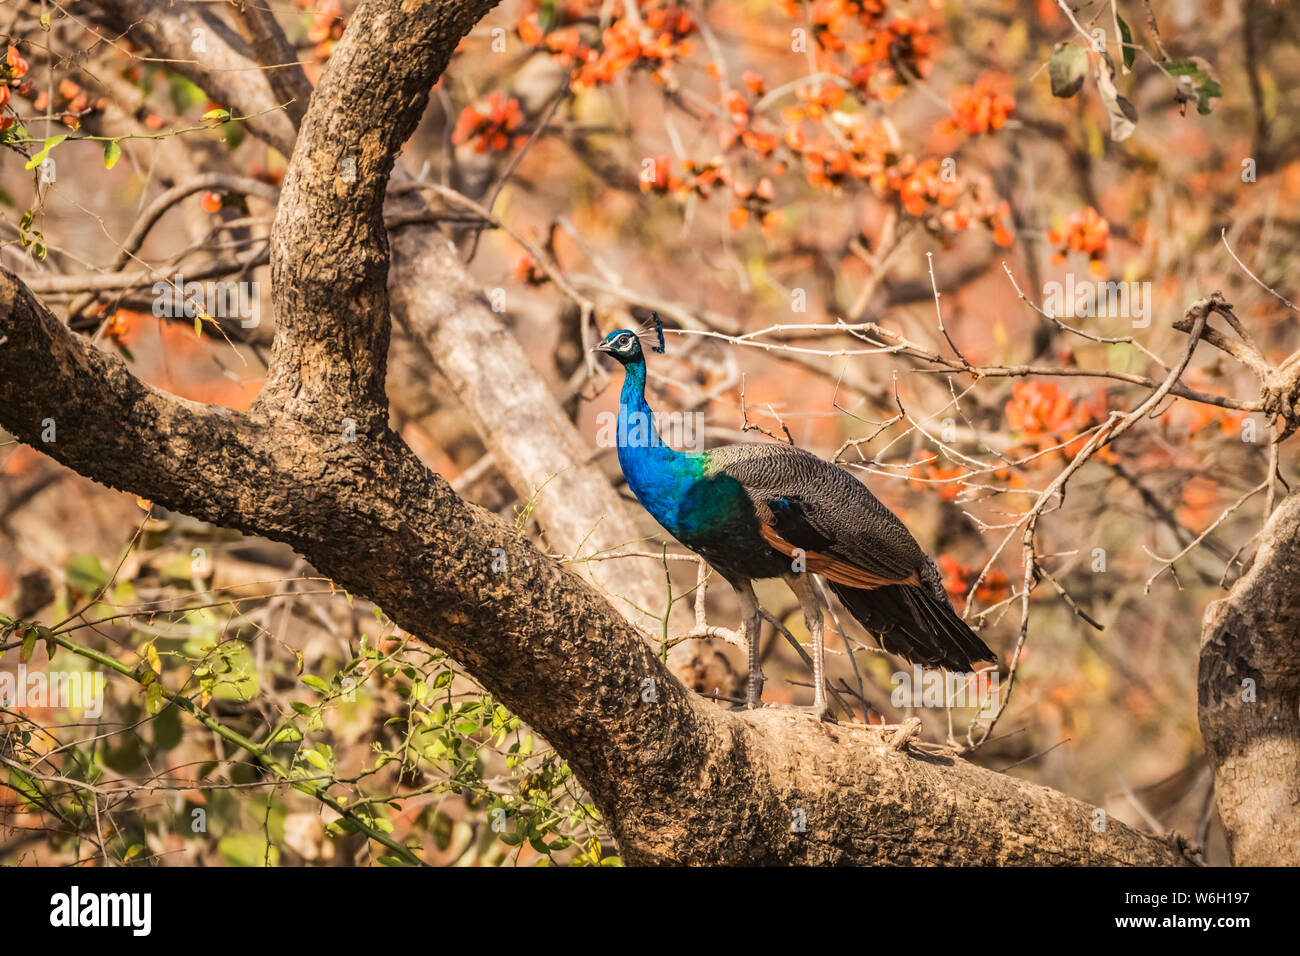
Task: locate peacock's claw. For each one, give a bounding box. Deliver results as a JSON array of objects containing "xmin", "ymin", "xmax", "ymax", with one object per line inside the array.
[{"xmin": 807, "ymin": 703, "xmax": 837, "ymax": 724}]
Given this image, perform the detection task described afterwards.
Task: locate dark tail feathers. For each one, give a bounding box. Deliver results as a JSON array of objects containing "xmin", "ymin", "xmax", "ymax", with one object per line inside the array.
[{"xmin": 829, "ymin": 581, "xmax": 995, "ymax": 672}]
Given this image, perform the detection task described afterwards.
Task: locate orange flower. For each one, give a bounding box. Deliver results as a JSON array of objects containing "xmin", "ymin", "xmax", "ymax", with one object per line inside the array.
[
  {"xmin": 1177, "ymin": 476, "xmax": 1221, "ymax": 532},
  {"xmin": 793, "ymin": 82, "xmax": 845, "ymax": 120},
  {"xmin": 0, "ymin": 44, "xmax": 28, "ymax": 126},
  {"xmin": 939, "ymin": 74, "xmax": 1015, "ymax": 136},
  {"xmin": 760, "ymin": 209, "xmax": 784, "ymax": 237},
  {"xmin": 940, "ymin": 555, "xmax": 1010, "ymax": 605},
  {"xmin": 511, "ymin": 253, "xmax": 549, "ymax": 286},
  {"xmin": 640, "ymin": 155, "xmax": 683, "ymax": 195},
  {"xmin": 1048, "ymin": 206, "xmax": 1110, "ymax": 274},
  {"xmin": 986, "ymin": 199, "xmax": 1015, "ymax": 247},
  {"xmin": 571, "ymin": 10, "xmax": 697, "ymax": 90},
  {"xmin": 452, "ymin": 92, "xmax": 527, "ymax": 154},
  {"xmin": 2, "ymin": 45, "xmax": 29, "ymax": 83},
  {"xmin": 848, "ymin": 17, "xmax": 935, "ymax": 95},
  {"xmin": 103, "ymin": 310, "xmax": 131, "ymax": 345},
  {"xmin": 1005, "ymin": 381, "xmax": 1113, "ymax": 462},
  {"xmin": 517, "ymin": 14, "xmax": 544, "ymax": 46}
]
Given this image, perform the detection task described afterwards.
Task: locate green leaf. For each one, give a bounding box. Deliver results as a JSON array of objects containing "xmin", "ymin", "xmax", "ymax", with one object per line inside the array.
[
  {"xmin": 103, "ymin": 140, "xmax": 122, "ymax": 170},
  {"xmin": 7, "ymin": 767, "xmax": 42, "ymax": 805},
  {"xmin": 218, "ymin": 831, "xmax": 278, "ymax": 867},
  {"xmin": 1117, "ymin": 16, "xmax": 1136, "ymax": 70},
  {"xmin": 301, "ymin": 674, "xmax": 330, "ymax": 694},
  {"xmin": 201, "ymin": 107, "xmax": 231, "ymax": 123},
  {"xmin": 34, "ymin": 624, "xmax": 55, "ymax": 660},
  {"xmin": 145, "ymin": 680, "xmax": 164, "ymax": 716},
  {"xmin": 167, "ymin": 74, "xmax": 208, "ymax": 114},
  {"xmin": 1049, "ymin": 43, "xmax": 1087, "ymax": 98},
  {"xmin": 377, "ymin": 855, "xmax": 413, "ymax": 867},
  {"xmin": 20, "ymin": 628, "xmax": 37, "ymax": 663},
  {"xmin": 1165, "ymin": 58, "xmax": 1222, "ymax": 115},
  {"xmin": 1196, "ymin": 79, "xmax": 1222, "ymax": 115},
  {"xmin": 302, "ymin": 749, "xmax": 329, "ymax": 771},
  {"xmin": 24, "ymin": 134, "xmax": 68, "ymax": 171},
  {"xmin": 221, "ymin": 121, "xmax": 245, "ymax": 151},
  {"xmin": 66, "ymin": 553, "xmax": 109, "ymax": 597}
]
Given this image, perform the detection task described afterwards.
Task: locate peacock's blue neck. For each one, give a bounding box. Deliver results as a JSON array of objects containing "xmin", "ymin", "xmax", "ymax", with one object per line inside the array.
[
  {"xmin": 616, "ymin": 359, "xmax": 707, "ymax": 536},
  {"xmin": 617, "ymin": 360, "xmax": 683, "ymax": 466}
]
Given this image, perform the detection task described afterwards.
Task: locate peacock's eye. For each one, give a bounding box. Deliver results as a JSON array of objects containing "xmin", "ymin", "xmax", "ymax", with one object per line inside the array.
[{"xmin": 616, "ymin": 333, "xmax": 633, "ymax": 349}]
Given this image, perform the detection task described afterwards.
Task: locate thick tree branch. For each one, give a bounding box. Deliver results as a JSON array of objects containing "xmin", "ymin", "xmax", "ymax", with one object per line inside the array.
[
  {"xmin": 257, "ymin": 0, "xmax": 500, "ymax": 429},
  {"xmin": 1199, "ymin": 490, "xmax": 1300, "ymax": 865}
]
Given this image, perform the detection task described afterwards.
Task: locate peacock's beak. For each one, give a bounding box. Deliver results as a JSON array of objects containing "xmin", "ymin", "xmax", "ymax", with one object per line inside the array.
[{"xmin": 590, "ymin": 340, "xmax": 612, "ymax": 355}]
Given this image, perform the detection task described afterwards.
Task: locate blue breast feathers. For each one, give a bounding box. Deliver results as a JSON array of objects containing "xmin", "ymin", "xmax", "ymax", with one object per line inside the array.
[{"xmin": 614, "ymin": 361, "xmax": 739, "ymax": 539}]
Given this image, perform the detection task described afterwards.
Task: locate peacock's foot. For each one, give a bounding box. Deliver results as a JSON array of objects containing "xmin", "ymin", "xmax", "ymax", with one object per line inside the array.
[{"xmin": 807, "ymin": 702, "xmax": 837, "ymax": 724}]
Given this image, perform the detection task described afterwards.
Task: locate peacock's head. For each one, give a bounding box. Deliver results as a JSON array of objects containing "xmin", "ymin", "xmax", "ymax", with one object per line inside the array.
[
  {"xmin": 593, "ymin": 313, "xmax": 666, "ymax": 366},
  {"xmin": 592, "ymin": 328, "xmax": 645, "ymax": 366}
]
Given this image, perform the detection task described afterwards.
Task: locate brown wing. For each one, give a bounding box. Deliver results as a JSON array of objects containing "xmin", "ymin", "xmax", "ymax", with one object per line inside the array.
[{"xmin": 759, "ymin": 524, "xmax": 921, "ymax": 589}]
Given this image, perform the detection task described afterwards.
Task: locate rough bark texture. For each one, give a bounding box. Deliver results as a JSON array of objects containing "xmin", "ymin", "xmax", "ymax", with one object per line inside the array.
[
  {"xmin": 1199, "ymin": 491, "xmax": 1300, "ymax": 865},
  {"xmin": 0, "ymin": 0, "xmax": 1216, "ymax": 865},
  {"xmin": 256, "ymin": 0, "xmax": 500, "ymax": 432}
]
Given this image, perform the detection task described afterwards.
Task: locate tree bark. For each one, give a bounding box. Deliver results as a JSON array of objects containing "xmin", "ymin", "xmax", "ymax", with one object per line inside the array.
[{"xmin": 1199, "ymin": 491, "xmax": 1300, "ymax": 865}]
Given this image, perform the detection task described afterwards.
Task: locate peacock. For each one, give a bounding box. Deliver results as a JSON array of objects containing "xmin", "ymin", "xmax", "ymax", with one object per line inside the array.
[{"xmin": 593, "ymin": 317, "xmax": 996, "ymax": 721}]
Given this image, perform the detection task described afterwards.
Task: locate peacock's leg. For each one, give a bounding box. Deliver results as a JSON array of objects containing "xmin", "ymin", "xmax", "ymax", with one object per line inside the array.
[
  {"xmin": 787, "ymin": 573, "xmax": 834, "ymax": 722},
  {"xmin": 733, "ymin": 578, "xmax": 764, "ymax": 708}
]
